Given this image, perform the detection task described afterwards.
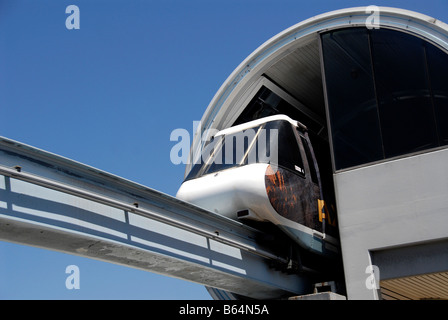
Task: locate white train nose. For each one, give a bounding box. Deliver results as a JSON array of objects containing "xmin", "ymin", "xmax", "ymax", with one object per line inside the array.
[
  {"xmin": 176, "ymin": 115, "xmax": 339, "ymax": 257},
  {"xmin": 176, "ymin": 163, "xmax": 271, "ymax": 221}
]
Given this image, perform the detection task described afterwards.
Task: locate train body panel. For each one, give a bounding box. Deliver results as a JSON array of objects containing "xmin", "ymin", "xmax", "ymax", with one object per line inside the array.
[
  {"xmin": 176, "ymin": 115, "xmax": 340, "ymax": 257},
  {"xmin": 177, "ymin": 163, "xmax": 270, "ymax": 221}
]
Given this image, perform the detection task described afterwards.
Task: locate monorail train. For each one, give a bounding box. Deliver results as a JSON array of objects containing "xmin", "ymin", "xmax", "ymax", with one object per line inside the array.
[{"xmin": 176, "ymin": 114, "xmax": 339, "ymax": 257}]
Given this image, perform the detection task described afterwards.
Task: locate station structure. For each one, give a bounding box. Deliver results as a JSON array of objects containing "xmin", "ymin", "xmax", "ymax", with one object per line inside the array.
[{"xmin": 1, "ymin": 7, "xmax": 448, "ymax": 299}]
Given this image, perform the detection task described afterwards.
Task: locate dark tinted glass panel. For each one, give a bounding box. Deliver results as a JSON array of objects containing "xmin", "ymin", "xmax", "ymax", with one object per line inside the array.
[
  {"xmin": 371, "ymin": 29, "xmax": 438, "ymax": 158},
  {"xmin": 185, "ymin": 120, "xmax": 305, "ymax": 180},
  {"xmin": 185, "ymin": 128, "xmax": 257, "ymax": 180},
  {"xmin": 426, "ymin": 44, "xmax": 448, "ymax": 145},
  {"xmin": 185, "ymin": 136, "xmax": 225, "ymax": 181},
  {"xmin": 279, "ymin": 123, "xmax": 304, "ymax": 174},
  {"xmin": 266, "ymin": 120, "xmax": 305, "ymax": 176},
  {"xmin": 301, "ymin": 136, "xmax": 318, "ymax": 184},
  {"xmin": 250, "ymin": 123, "xmax": 275, "ymax": 165},
  {"xmin": 205, "ymin": 126, "xmax": 261, "ymax": 175},
  {"xmin": 321, "ymin": 29, "xmax": 383, "ymax": 170},
  {"xmin": 322, "ymin": 27, "xmax": 448, "ymax": 171}
]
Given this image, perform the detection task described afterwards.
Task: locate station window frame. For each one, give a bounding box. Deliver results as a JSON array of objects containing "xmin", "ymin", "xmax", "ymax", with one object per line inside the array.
[{"xmin": 320, "ymin": 27, "xmax": 448, "ymax": 172}]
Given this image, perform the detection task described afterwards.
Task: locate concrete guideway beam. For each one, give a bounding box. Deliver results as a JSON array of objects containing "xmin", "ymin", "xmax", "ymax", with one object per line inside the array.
[{"xmin": 0, "ymin": 137, "xmax": 311, "ymax": 299}]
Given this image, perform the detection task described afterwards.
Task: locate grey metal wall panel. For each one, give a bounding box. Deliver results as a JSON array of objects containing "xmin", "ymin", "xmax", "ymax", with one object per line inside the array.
[{"xmin": 334, "ymin": 148, "xmax": 448, "ymax": 299}]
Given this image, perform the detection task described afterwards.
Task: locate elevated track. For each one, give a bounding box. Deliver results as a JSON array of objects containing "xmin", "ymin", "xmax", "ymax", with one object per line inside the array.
[{"xmin": 0, "ymin": 137, "xmax": 312, "ymax": 299}]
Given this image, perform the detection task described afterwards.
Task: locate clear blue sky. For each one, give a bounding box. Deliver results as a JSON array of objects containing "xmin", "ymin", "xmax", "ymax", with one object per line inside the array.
[{"xmin": 0, "ymin": 0, "xmax": 446, "ymax": 300}]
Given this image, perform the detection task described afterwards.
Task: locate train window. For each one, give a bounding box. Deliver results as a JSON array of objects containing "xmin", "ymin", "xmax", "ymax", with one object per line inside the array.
[
  {"xmin": 185, "ymin": 125, "xmax": 264, "ymax": 180},
  {"xmin": 371, "ymin": 29, "xmax": 438, "ymax": 158},
  {"xmin": 184, "ymin": 119, "xmax": 308, "ymax": 180},
  {"xmin": 185, "ymin": 136, "xmax": 225, "ymax": 180},
  {"xmin": 301, "ymin": 136, "xmax": 318, "ymax": 184},
  {"xmin": 321, "ymin": 28, "xmax": 384, "ymax": 170},
  {"xmin": 322, "ymin": 27, "xmax": 448, "ymax": 171},
  {"xmin": 265, "ymin": 120, "xmax": 305, "ymax": 176}
]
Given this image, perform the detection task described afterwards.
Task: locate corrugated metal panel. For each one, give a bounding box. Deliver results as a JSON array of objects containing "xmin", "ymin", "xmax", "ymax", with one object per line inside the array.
[
  {"xmin": 381, "ymin": 272, "xmax": 448, "ymax": 300},
  {"xmin": 264, "ymin": 39, "xmax": 326, "ymax": 118}
]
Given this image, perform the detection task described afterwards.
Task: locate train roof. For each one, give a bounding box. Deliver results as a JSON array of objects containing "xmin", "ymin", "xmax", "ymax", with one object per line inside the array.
[{"xmin": 215, "ymin": 114, "xmax": 306, "ymax": 137}]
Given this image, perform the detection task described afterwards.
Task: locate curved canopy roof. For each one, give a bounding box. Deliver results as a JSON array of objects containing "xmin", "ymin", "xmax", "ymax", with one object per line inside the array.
[{"xmin": 186, "ymin": 6, "xmax": 448, "ymax": 175}]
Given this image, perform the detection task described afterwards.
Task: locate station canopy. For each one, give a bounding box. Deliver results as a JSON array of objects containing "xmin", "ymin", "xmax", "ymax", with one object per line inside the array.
[{"xmin": 186, "ymin": 6, "xmax": 448, "ymax": 176}]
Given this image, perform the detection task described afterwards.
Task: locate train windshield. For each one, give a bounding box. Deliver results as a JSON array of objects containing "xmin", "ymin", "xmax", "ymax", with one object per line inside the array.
[{"xmin": 185, "ymin": 119, "xmax": 304, "ymax": 181}]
